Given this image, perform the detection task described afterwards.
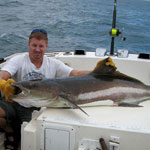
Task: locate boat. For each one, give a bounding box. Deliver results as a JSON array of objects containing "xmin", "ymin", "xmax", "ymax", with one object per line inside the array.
[
  {"xmin": 0, "ymin": 0, "xmax": 150, "ymax": 149},
  {"xmin": 0, "ymin": 50, "xmax": 150, "ymax": 150}
]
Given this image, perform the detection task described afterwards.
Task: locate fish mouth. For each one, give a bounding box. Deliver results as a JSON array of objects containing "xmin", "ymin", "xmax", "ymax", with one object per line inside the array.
[
  {"xmin": 13, "ymin": 85, "xmax": 22, "ymax": 95},
  {"xmin": 10, "ymin": 82, "xmax": 30, "ymax": 98},
  {"xmin": 10, "ymin": 82, "xmax": 48, "ymax": 107}
]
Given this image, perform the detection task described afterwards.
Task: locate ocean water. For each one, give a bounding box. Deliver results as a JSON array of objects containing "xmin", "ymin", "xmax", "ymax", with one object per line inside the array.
[{"xmin": 0, "ymin": 0, "xmax": 150, "ymax": 58}]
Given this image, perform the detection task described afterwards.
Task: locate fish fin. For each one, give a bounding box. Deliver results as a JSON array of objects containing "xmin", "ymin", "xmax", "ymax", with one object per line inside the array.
[
  {"xmin": 118, "ymin": 102, "xmax": 142, "ymax": 107},
  {"xmin": 90, "ymin": 57, "xmax": 117, "ymax": 75},
  {"xmin": 111, "ymin": 71, "xmax": 143, "ymax": 84},
  {"xmin": 59, "ymin": 93, "xmax": 89, "ymax": 116},
  {"xmin": 91, "ymin": 57, "xmax": 143, "ymax": 84},
  {"xmin": 96, "ymin": 58, "xmax": 143, "ymax": 83}
]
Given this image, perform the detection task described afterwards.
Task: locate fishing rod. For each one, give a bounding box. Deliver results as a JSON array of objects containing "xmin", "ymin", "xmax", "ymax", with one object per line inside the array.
[
  {"xmin": 109, "ymin": 0, "xmax": 126, "ymax": 56},
  {"xmin": 110, "ymin": 0, "xmax": 118, "ymax": 55}
]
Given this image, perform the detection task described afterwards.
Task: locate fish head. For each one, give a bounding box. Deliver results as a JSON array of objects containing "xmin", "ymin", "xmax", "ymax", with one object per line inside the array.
[{"xmin": 10, "ymin": 80, "xmax": 60, "ymax": 107}]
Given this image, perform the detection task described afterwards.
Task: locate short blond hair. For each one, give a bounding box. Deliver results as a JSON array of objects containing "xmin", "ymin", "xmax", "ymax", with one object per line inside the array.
[{"xmin": 29, "ymin": 31, "xmax": 48, "ymax": 43}]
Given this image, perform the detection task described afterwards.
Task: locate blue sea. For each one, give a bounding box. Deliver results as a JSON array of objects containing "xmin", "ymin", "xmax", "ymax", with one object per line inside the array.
[{"xmin": 0, "ymin": 0, "xmax": 150, "ymax": 58}]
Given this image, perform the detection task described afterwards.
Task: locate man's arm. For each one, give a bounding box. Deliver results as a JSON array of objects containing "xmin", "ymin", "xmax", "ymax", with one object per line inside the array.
[
  {"xmin": 0, "ymin": 71, "xmax": 11, "ymax": 80},
  {"xmin": 69, "ymin": 70, "xmax": 90, "ymax": 76}
]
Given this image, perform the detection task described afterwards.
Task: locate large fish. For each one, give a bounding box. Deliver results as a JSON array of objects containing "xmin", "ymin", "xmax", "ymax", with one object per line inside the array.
[{"xmin": 10, "ymin": 57, "xmax": 150, "ymax": 116}]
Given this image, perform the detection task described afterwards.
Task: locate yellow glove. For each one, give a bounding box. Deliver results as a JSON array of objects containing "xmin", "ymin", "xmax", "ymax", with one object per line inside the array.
[{"xmin": 0, "ymin": 79, "xmax": 15, "ymax": 102}]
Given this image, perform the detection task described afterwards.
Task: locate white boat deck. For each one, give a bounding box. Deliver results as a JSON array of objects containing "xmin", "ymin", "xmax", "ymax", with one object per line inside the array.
[
  {"xmin": 24, "ymin": 99, "xmax": 150, "ymax": 150},
  {"xmin": 39, "ymin": 101, "xmax": 150, "ymax": 133}
]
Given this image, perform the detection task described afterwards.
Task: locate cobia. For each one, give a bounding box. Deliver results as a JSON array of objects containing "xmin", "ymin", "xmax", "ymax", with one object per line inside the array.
[{"xmin": 10, "ymin": 57, "xmax": 150, "ymax": 116}]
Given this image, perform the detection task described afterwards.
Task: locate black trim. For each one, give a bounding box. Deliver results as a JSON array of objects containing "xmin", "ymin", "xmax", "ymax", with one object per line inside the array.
[{"xmin": 138, "ymin": 53, "xmax": 150, "ymax": 59}]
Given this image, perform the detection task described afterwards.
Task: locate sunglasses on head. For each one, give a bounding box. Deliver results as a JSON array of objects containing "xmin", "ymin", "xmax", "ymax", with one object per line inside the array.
[{"xmin": 31, "ymin": 29, "xmax": 47, "ymax": 35}]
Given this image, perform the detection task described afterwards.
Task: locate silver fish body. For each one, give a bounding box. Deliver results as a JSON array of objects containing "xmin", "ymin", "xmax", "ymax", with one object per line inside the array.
[{"xmin": 11, "ymin": 73, "xmax": 150, "ymax": 107}]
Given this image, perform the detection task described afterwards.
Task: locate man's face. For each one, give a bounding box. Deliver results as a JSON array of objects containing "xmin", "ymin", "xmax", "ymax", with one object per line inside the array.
[{"xmin": 28, "ymin": 38, "xmax": 48, "ymax": 61}]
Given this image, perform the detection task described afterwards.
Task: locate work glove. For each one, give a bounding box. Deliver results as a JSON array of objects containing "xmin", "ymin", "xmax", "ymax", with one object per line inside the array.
[{"xmin": 0, "ymin": 79, "xmax": 15, "ymax": 102}]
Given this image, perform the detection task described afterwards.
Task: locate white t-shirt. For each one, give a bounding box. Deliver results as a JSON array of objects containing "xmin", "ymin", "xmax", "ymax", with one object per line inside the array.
[{"xmin": 1, "ymin": 52, "xmax": 73, "ymax": 81}]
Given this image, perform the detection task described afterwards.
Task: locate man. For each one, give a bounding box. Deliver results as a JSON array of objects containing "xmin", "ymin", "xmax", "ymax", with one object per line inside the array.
[{"xmin": 0, "ymin": 29, "xmax": 89, "ymax": 149}]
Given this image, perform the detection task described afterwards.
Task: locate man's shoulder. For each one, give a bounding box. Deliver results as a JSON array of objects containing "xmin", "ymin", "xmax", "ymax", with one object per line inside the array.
[{"xmin": 10, "ymin": 52, "xmax": 29, "ymax": 61}]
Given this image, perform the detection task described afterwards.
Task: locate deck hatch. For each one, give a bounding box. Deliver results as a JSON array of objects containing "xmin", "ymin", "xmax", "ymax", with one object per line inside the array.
[{"xmin": 40, "ymin": 123, "xmax": 75, "ymax": 150}]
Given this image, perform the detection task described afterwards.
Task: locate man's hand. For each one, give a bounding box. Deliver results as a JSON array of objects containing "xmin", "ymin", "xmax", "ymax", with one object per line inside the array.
[{"xmin": 0, "ymin": 79, "xmax": 15, "ymax": 102}]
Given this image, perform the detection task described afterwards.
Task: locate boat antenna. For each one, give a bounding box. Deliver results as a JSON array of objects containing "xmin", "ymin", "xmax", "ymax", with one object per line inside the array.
[{"xmin": 109, "ymin": 0, "xmax": 126, "ymax": 55}]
